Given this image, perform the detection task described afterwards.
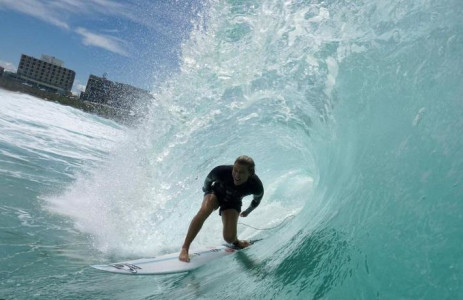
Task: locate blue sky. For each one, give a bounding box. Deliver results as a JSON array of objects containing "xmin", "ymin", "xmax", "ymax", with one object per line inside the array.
[{"xmin": 0, "ymin": 0, "xmax": 203, "ymax": 93}]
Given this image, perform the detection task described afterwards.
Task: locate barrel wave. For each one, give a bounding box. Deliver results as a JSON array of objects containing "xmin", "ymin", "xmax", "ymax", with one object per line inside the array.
[{"xmin": 1, "ymin": 0, "xmax": 462, "ymax": 299}]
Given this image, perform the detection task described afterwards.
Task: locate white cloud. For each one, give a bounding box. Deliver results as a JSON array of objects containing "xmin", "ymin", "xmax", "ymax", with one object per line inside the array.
[
  {"xmin": 0, "ymin": 60, "xmax": 17, "ymax": 72},
  {"xmin": 76, "ymin": 83, "xmax": 86, "ymax": 92},
  {"xmin": 0, "ymin": 0, "xmax": 135, "ymax": 29},
  {"xmin": 0, "ymin": 0, "xmax": 70, "ymax": 29},
  {"xmin": 49, "ymin": 0, "xmax": 133, "ymax": 19},
  {"xmin": 71, "ymin": 79, "xmax": 87, "ymax": 96},
  {"xmin": 75, "ymin": 27, "xmax": 130, "ymax": 57},
  {"xmin": 0, "ymin": 0, "xmax": 135, "ymax": 54}
]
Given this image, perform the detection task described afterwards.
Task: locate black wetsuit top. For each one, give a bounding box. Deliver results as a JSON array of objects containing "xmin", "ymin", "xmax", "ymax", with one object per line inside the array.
[{"xmin": 202, "ymin": 165, "xmax": 264, "ymax": 214}]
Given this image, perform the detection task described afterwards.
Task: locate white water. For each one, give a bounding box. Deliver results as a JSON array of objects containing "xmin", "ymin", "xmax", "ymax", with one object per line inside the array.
[{"xmin": 1, "ymin": 0, "xmax": 462, "ymax": 298}]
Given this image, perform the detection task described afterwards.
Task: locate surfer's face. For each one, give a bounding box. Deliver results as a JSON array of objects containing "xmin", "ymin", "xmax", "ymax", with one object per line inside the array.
[{"xmin": 232, "ymin": 163, "xmax": 251, "ymax": 186}]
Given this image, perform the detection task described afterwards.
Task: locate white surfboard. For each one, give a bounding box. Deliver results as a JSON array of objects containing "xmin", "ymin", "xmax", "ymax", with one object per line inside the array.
[{"xmin": 91, "ymin": 240, "xmax": 261, "ymax": 275}]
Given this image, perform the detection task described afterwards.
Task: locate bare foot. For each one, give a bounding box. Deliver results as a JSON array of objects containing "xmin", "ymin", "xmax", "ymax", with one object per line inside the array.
[
  {"xmin": 179, "ymin": 248, "xmax": 190, "ymax": 262},
  {"xmin": 234, "ymin": 240, "xmax": 251, "ymax": 249}
]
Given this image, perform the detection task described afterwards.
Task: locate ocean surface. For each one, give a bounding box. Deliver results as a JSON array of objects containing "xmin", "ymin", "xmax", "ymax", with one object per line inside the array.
[{"xmin": 1, "ymin": 0, "xmax": 462, "ymax": 299}]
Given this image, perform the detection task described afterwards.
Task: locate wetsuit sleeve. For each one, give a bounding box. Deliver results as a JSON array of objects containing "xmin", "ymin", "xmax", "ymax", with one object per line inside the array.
[
  {"xmin": 202, "ymin": 165, "xmax": 226, "ymax": 193},
  {"xmin": 244, "ymin": 176, "xmax": 264, "ymax": 215}
]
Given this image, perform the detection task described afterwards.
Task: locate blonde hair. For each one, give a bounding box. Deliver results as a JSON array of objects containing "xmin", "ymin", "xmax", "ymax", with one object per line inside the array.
[{"xmin": 234, "ymin": 155, "xmax": 255, "ymax": 175}]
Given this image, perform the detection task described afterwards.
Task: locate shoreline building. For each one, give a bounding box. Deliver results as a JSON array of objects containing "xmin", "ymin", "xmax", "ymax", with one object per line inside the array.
[
  {"xmin": 16, "ymin": 54, "xmax": 75, "ymax": 95},
  {"xmin": 80, "ymin": 75, "xmax": 152, "ymax": 109}
]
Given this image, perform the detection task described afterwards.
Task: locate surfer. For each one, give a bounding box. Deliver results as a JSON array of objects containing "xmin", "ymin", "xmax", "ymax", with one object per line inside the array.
[{"xmin": 179, "ymin": 155, "xmax": 264, "ymax": 262}]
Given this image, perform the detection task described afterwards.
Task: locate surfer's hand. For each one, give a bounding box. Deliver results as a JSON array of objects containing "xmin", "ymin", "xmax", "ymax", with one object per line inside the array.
[{"xmin": 240, "ymin": 211, "xmax": 249, "ymax": 217}]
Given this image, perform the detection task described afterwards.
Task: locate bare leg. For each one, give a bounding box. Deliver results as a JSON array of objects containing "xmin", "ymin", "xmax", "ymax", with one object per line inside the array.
[
  {"xmin": 221, "ymin": 209, "xmax": 250, "ymax": 248},
  {"xmin": 179, "ymin": 194, "xmax": 219, "ymax": 262}
]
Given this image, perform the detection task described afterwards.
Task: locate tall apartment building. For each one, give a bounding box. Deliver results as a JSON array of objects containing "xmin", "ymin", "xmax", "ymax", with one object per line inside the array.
[
  {"xmin": 80, "ymin": 75, "xmax": 152, "ymax": 109},
  {"xmin": 16, "ymin": 54, "xmax": 75, "ymax": 95}
]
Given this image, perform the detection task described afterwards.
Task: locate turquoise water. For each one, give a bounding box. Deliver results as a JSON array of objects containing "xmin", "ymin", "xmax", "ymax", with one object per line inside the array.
[{"xmin": 1, "ymin": 0, "xmax": 462, "ymax": 299}]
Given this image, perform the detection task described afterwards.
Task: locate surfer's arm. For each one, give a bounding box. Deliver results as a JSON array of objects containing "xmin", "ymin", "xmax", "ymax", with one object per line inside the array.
[
  {"xmin": 242, "ymin": 178, "xmax": 264, "ymax": 216},
  {"xmin": 243, "ymin": 192, "xmax": 263, "ymax": 215}
]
